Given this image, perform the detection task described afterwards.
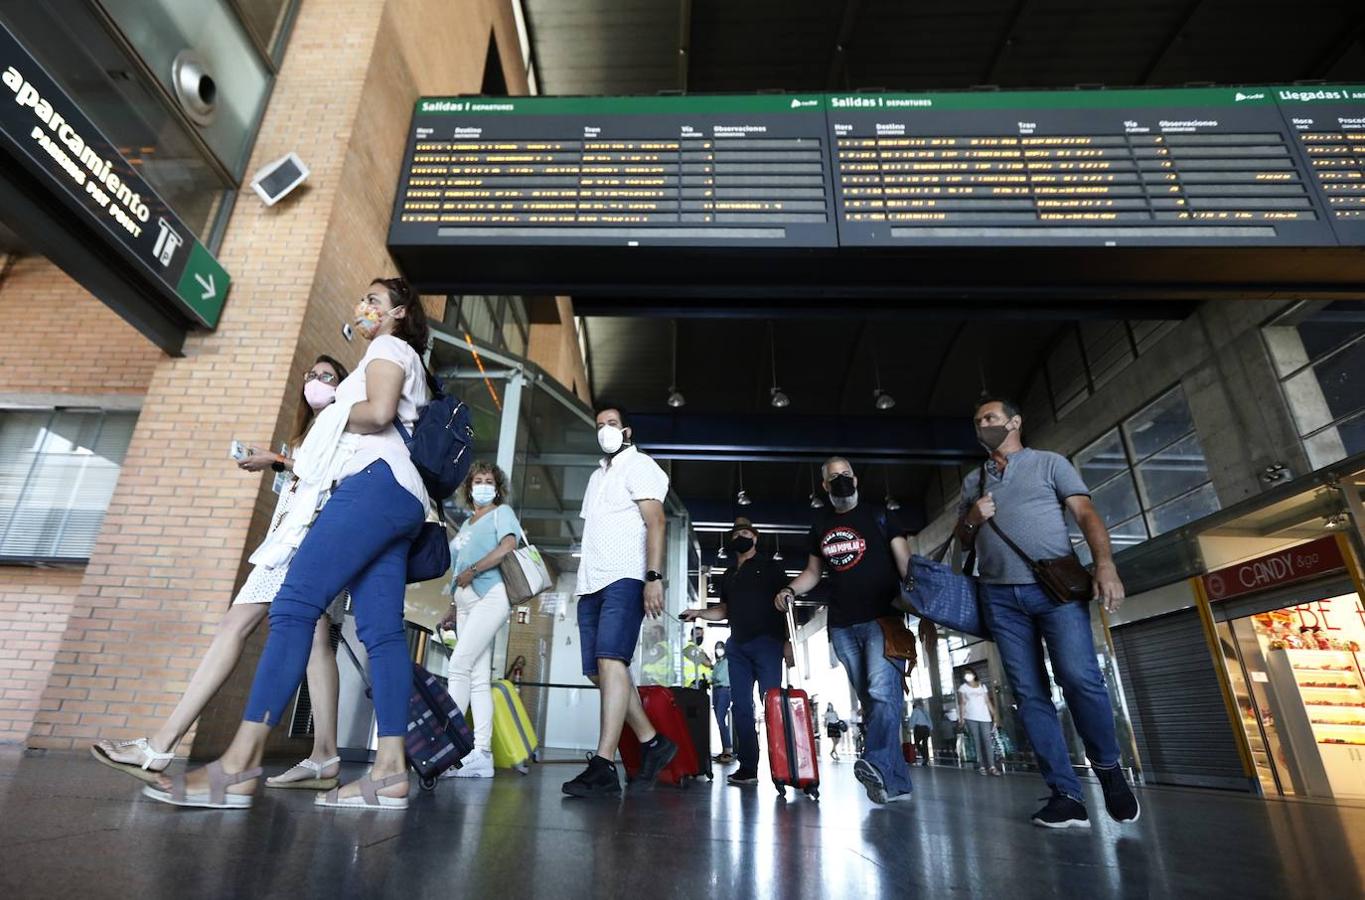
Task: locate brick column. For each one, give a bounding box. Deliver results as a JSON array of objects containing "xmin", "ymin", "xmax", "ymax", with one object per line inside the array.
[{"xmin": 30, "ymin": 0, "xmax": 528, "ymax": 753}]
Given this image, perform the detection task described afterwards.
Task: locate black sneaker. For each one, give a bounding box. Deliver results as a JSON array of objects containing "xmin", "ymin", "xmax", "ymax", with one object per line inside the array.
[
  {"xmin": 635, "ymin": 735, "xmax": 678, "ymax": 786},
  {"xmin": 853, "ymin": 758, "xmax": 888, "ymax": 805},
  {"xmin": 1031, "ymin": 793, "xmax": 1091, "ymax": 829},
  {"xmin": 1094, "ymin": 765, "xmax": 1141, "ymax": 823},
  {"xmin": 727, "ymin": 768, "xmax": 759, "ymax": 786},
  {"xmin": 562, "ymin": 755, "xmax": 621, "ymax": 798}
]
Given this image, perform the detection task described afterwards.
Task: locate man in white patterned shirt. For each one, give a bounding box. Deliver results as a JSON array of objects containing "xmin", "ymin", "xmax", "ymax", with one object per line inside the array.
[{"xmin": 562, "ymin": 404, "xmax": 677, "ymax": 798}]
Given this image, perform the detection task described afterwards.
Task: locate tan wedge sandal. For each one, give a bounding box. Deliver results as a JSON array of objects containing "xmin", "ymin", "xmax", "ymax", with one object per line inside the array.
[
  {"xmin": 314, "ymin": 771, "xmax": 409, "ymax": 810},
  {"xmin": 141, "ymin": 760, "xmax": 262, "ymax": 810}
]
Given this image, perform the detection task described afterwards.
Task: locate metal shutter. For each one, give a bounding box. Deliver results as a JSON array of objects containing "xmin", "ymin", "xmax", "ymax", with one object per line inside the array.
[{"xmin": 1112, "ymin": 610, "xmax": 1251, "ymax": 791}]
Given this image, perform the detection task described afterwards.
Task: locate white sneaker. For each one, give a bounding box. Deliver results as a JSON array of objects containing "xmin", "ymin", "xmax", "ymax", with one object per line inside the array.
[{"xmin": 448, "ymin": 750, "xmax": 494, "ymax": 779}]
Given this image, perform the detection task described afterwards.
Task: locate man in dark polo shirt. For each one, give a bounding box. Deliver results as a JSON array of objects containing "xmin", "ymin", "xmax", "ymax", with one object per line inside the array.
[
  {"xmin": 776, "ymin": 458, "xmax": 914, "ymax": 805},
  {"xmin": 956, "ymin": 395, "xmax": 1139, "ymax": 829},
  {"xmin": 682, "ymin": 517, "xmax": 787, "ymax": 786}
]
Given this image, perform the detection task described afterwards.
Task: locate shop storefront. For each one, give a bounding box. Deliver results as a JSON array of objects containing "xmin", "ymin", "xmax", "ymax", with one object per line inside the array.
[{"xmin": 1201, "ymin": 534, "xmax": 1365, "ymax": 801}]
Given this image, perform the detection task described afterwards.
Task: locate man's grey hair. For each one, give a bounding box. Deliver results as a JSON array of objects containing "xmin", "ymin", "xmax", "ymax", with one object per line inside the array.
[{"xmin": 821, "ymin": 455, "xmax": 854, "ymax": 481}]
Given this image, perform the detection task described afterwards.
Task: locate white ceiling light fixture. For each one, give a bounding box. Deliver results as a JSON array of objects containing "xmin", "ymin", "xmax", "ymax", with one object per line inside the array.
[
  {"xmin": 716, "ymin": 535, "xmax": 727, "ymax": 560},
  {"xmin": 667, "ymin": 319, "xmax": 686, "ymax": 408},
  {"xmin": 772, "ymin": 537, "xmax": 784, "ymax": 562},
  {"xmin": 768, "ymin": 321, "xmax": 790, "ymax": 409}
]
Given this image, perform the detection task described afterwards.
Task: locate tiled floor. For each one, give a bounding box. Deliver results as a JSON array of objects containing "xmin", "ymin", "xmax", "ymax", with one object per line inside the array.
[{"xmin": 2, "ymin": 748, "xmax": 1363, "ymax": 899}]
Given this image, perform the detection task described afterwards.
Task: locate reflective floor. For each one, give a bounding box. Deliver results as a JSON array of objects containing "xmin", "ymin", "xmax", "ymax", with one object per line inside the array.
[{"xmin": 2, "ymin": 748, "xmax": 1363, "ymax": 899}]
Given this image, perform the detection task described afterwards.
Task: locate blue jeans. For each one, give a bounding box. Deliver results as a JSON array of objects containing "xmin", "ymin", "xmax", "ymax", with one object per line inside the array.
[
  {"xmin": 712, "ymin": 686, "xmax": 732, "ymax": 751},
  {"xmin": 981, "ymin": 583, "xmax": 1121, "ymax": 801},
  {"xmin": 577, "ymin": 578, "xmax": 646, "ymax": 676},
  {"xmin": 243, "ymin": 462, "xmax": 424, "ymax": 737},
  {"xmin": 726, "ymin": 635, "xmax": 783, "ymax": 773},
  {"xmin": 830, "ymin": 621, "xmax": 913, "ymax": 797}
]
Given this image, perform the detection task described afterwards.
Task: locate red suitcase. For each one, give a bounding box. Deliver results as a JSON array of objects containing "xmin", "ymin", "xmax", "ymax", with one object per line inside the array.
[
  {"xmin": 619, "ymin": 685, "xmax": 702, "ymax": 787},
  {"xmin": 765, "ymin": 605, "xmax": 820, "ymax": 799}
]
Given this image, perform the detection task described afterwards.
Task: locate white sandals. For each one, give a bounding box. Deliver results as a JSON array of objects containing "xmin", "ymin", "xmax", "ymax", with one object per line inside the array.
[
  {"xmin": 90, "ymin": 738, "xmax": 175, "ymax": 784},
  {"xmin": 266, "ymin": 756, "xmax": 341, "ymax": 790}
]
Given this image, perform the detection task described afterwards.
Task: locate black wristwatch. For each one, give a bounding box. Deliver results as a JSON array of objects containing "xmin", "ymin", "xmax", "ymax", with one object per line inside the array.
[
  {"xmin": 270, "ymin": 460, "xmax": 286, "ymax": 473},
  {"xmin": 645, "ymin": 570, "xmax": 663, "ymax": 582}
]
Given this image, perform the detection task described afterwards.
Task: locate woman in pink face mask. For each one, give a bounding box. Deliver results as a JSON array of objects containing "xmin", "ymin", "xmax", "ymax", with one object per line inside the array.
[{"xmin": 92, "ymin": 355, "xmax": 353, "ymax": 791}]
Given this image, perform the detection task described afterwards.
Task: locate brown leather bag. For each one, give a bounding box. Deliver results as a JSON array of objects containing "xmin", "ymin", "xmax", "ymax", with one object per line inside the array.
[
  {"xmin": 877, "ymin": 615, "xmax": 918, "ymax": 691},
  {"xmin": 987, "ymin": 518, "xmax": 1093, "ymax": 604}
]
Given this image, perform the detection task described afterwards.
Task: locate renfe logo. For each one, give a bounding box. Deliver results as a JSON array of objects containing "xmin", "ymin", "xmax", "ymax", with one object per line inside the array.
[
  {"xmin": 1234, "ymin": 92, "xmax": 1266, "ymax": 102},
  {"xmin": 1203, "ymin": 535, "xmax": 1346, "ymax": 602}
]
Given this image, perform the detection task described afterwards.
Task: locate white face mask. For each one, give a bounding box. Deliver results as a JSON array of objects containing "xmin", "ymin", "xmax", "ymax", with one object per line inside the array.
[
  {"xmin": 597, "ymin": 424, "xmax": 625, "ymax": 455},
  {"xmin": 470, "ymin": 484, "xmax": 496, "ymax": 507}
]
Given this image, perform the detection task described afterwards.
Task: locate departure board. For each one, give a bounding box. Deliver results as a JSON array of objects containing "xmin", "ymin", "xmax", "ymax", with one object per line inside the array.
[
  {"xmin": 387, "ymin": 95, "xmax": 836, "ymax": 248},
  {"xmin": 827, "ymin": 87, "xmax": 1340, "ymax": 247},
  {"xmin": 1277, "ymin": 85, "xmax": 1365, "ymax": 245}
]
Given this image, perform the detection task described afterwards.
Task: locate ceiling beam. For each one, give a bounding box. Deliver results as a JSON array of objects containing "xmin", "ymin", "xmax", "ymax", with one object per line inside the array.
[
  {"xmin": 574, "ymin": 299, "xmax": 1197, "ymax": 322},
  {"xmin": 826, "ymin": 0, "xmax": 865, "ymax": 90},
  {"xmin": 677, "ymin": 0, "xmax": 693, "ymax": 93},
  {"xmin": 1308, "ymin": 13, "xmax": 1365, "ymax": 78},
  {"xmin": 982, "ymin": 0, "xmax": 1033, "ymax": 85},
  {"xmin": 1139, "ymin": 0, "xmax": 1205, "ymax": 85}
]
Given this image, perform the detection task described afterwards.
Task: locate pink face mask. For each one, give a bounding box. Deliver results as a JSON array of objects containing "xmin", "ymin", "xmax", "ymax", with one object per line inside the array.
[{"xmin": 304, "ymin": 380, "xmax": 336, "ymax": 411}]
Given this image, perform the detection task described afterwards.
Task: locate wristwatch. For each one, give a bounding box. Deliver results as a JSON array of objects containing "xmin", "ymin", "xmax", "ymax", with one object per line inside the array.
[
  {"xmin": 645, "ymin": 570, "xmax": 663, "ymax": 582},
  {"xmin": 270, "ymin": 460, "xmax": 286, "ymax": 473}
]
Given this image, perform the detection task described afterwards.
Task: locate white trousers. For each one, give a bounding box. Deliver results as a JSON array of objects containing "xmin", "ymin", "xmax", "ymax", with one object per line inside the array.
[{"xmin": 446, "ymin": 581, "xmax": 508, "ymax": 753}]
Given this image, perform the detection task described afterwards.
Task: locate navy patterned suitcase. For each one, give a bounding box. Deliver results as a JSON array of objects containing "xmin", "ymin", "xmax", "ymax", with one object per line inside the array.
[
  {"xmin": 407, "ymin": 663, "xmax": 475, "ymax": 789},
  {"xmin": 337, "ymin": 635, "xmax": 474, "ymax": 790}
]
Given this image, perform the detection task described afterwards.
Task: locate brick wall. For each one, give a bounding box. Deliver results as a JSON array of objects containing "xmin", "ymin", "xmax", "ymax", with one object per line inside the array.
[
  {"xmin": 0, "ymin": 255, "xmax": 160, "ymax": 396},
  {"xmin": 0, "ymin": 567, "xmax": 83, "ymax": 744},
  {"xmin": 0, "ymin": 214, "xmax": 163, "ymax": 745},
  {"xmin": 28, "ymin": 0, "xmax": 530, "ymax": 757}
]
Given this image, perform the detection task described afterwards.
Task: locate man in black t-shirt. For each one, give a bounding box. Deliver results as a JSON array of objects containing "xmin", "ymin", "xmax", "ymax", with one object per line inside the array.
[
  {"xmin": 682, "ymin": 517, "xmax": 787, "ymax": 786},
  {"xmin": 776, "ymin": 457, "xmax": 914, "ymax": 805}
]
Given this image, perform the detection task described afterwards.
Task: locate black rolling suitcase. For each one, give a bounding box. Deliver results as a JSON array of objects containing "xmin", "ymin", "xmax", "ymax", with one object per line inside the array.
[{"xmin": 669, "ymin": 686, "xmax": 714, "ymax": 780}]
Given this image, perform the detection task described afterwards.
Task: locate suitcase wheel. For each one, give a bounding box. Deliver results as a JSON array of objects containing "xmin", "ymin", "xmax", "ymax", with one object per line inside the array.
[
  {"xmin": 774, "ymin": 781, "xmax": 786, "ymax": 798},
  {"xmin": 420, "ymin": 775, "xmax": 437, "ymax": 792},
  {"xmin": 805, "ymin": 786, "xmax": 819, "ymax": 800}
]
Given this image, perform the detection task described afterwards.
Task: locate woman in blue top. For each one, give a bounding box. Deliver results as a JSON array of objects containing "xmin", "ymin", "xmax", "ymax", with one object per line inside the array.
[{"xmin": 437, "ymin": 461, "xmax": 520, "ymax": 778}]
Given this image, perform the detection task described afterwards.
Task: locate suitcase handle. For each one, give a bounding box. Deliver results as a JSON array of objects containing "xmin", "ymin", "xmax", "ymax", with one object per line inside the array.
[{"xmin": 784, "ymin": 603, "xmax": 808, "ymax": 690}]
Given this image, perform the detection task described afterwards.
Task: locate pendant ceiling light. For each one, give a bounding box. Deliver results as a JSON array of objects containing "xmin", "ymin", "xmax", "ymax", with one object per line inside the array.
[
  {"xmin": 873, "ymin": 346, "xmax": 895, "ymax": 411},
  {"xmin": 667, "ymin": 320, "xmax": 686, "ymax": 408},
  {"xmin": 737, "ymin": 461, "xmax": 753, "ymax": 506},
  {"xmin": 809, "ymin": 465, "xmax": 825, "ymax": 509},
  {"xmin": 768, "ymin": 322, "xmax": 789, "ymax": 408},
  {"xmin": 884, "ymin": 467, "xmax": 901, "ymax": 511}
]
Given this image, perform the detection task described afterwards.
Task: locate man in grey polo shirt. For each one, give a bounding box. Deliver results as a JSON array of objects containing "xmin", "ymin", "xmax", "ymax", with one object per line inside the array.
[{"xmin": 955, "ymin": 395, "xmax": 1139, "ymax": 830}]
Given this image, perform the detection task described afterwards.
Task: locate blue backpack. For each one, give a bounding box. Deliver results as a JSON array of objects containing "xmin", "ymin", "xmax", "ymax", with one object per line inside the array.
[
  {"xmin": 396, "ymin": 381, "xmax": 475, "ymax": 502},
  {"xmin": 394, "ymin": 380, "xmax": 474, "ymax": 584}
]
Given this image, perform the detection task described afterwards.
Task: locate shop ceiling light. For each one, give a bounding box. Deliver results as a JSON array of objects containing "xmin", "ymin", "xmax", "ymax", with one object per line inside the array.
[
  {"xmin": 737, "ymin": 462, "xmax": 753, "ymax": 506},
  {"xmin": 885, "ymin": 494, "xmax": 902, "ymax": 511},
  {"xmin": 716, "ymin": 537, "xmax": 727, "ymax": 560}
]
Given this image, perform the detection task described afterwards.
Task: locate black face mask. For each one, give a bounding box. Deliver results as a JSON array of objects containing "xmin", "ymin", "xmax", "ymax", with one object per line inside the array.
[
  {"xmin": 728, "ymin": 536, "xmax": 755, "ymax": 555},
  {"xmin": 976, "ymin": 424, "xmax": 1012, "ymax": 451},
  {"xmin": 828, "ymin": 473, "xmax": 856, "ymax": 499}
]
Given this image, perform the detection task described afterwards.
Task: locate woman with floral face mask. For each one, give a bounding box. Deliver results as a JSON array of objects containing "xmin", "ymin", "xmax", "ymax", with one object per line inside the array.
[
  {"xmin": 144, "ymin": 276, "xmax": 436, "ymax": 811},
  {"xmin": 93, "ymin": 356, "xmax": 349, "ymax": 791},
  {"xmin": 434, "ymin": 461, "xmax": 521, "ymax": 778}
]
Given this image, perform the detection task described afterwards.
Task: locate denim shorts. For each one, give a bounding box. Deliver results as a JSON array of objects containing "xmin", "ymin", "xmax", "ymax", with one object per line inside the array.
[{"xmin": 577, "ymin": 578, "xmax": 646, "ymax": 676}]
